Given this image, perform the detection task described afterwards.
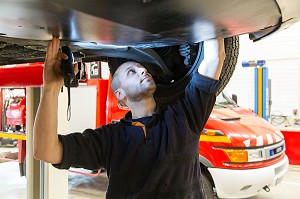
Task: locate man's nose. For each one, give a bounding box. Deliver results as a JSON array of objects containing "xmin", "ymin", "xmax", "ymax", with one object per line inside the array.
[{"xmin": 139, "ymin": 67, "xmax": 147, "ymax": 75}]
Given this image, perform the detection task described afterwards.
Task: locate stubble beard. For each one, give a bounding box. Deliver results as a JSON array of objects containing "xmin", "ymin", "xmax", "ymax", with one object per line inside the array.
[{"xmin": 124, "ymin": 82, "xmax": 156, "ymax": 102}]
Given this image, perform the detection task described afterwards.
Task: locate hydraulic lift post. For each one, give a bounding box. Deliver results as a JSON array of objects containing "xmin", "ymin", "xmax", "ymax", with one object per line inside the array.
[{"xmin": 242, "ymin": 60, "xmax": 271, "ymax": 120}]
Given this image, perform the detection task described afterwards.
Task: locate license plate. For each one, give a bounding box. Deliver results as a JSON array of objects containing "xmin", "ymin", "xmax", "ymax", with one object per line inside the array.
[
  {"xmin": 270, "ymin": 145, "xmax": 284, "ymax": 156},
  {"xmin": 275, "ymin": 146, "xmax": 283, "ymax": 153}
]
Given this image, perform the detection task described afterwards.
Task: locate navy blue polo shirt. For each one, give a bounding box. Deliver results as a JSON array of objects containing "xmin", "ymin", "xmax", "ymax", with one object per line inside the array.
[{"xmin": 53, "ymin": 73, "xmax": 220, "ymax": 199}]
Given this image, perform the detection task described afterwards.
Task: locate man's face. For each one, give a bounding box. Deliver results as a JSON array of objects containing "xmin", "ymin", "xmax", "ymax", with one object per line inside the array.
[{"xmin": 115, "ymin": 62, "xmax": 156, "ymax": 101}]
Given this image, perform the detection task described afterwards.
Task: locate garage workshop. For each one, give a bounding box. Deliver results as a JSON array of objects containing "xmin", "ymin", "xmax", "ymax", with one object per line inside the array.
[{"xmin": 0, "ymin": 1, "xmax": 300, "ymax": 199}]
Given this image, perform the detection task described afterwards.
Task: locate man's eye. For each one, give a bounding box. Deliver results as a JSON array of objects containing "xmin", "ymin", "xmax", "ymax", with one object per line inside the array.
[{"xmin": 128, "ymin": 69, "xmax": 136, "ymax": 74}]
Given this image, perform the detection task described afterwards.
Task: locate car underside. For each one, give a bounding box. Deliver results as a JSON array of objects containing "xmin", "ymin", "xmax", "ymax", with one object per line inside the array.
[{"xmin": 0, "ymin": 0, "xmax": 300, "ymax": 100}]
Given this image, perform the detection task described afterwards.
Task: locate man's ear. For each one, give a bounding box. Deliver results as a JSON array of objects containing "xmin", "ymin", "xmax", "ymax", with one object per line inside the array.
[{"xmin": 114, "ymin": 88, "xmax": 126, "ymax": 101}]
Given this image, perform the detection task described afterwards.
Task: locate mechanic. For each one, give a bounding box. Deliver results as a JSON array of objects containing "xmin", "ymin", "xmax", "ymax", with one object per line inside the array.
[{"xmin": 33, "ymin": 36, "xmax": 225, "ymax": 198}]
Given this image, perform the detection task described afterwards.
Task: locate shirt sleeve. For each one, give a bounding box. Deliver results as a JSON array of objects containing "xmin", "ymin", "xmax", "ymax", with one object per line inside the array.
[
  {"xmin": 52, "ymin": 125, "xmax": 112, "ymax": 170},
  {"xmin": 172, "ymin": 73, "xmax": 221, "ymax": 136}
]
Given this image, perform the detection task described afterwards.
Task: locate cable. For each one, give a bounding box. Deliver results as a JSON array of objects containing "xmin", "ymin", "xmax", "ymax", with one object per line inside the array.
[
  {"xmin": 270, "ymin": 111, "xmax": 291, "ymax": 126},
  {"xmin": 67, "ymin": 86, "xmax": 71, "ymax": 121}
]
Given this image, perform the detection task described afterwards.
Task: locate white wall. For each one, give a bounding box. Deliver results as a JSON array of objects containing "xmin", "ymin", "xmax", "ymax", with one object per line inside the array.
[
  {"xmin": 226, "ymin": 21, "xmax": 300, "ymax": 118},
  {"xmin": 69, "ymin": 86, "xmax": 97, "ymax": 132}
]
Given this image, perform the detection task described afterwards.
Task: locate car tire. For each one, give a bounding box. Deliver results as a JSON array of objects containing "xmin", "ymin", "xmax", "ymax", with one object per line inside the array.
[
  {"xmin": 155, "ymin": 36, "xmax": 239, "ymax": 105},
  {"xmin": 217, "ymin": 36, "xmax": 239, "ymax": 95},
  {"xmin": 16, "ymin": 125, "xmax": 21, "ymax": 132},
  {"xmin": 201, "ymin": 173, "xmax": 216, "ymax": 199}
]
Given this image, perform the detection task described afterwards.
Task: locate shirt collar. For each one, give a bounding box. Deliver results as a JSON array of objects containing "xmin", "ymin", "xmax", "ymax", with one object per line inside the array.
[{"xmin": 121, "ymin": 104, "xmax": 162, "ymax": 127}]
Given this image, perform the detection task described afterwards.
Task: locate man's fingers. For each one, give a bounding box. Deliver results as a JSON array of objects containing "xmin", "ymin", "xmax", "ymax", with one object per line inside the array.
[
  {"xmin": 52, "ymin": 37, "xmax": 60, "ymax": 55},
  {"xmin": 57, "ymin": 52, "xmax": 68, "ymax": 62},
  {"xmin": 45, "ymin": 37, "xmax": 61, "ymax": 61},
  {"xmin": 73, "ymin": 63, "xmax": 79, "ymax": 75},
  {"xmin": 45, "ymin": 39, "xmax": 53, "ymax": 61}
]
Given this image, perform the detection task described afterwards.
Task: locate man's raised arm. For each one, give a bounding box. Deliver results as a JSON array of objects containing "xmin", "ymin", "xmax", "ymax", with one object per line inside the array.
[
  {"xmin": 198, "ymin": 37, "xmax": 225, "ymax": 80},
  {"xmin": 33, "ymin": 37, "xmax": 76, "ymax": 164}
]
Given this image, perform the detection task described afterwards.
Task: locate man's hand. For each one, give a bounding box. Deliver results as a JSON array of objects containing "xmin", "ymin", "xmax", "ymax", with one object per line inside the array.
[
  {"xmin": 198, "ymin": 37, "xmax": 225, "ymax": 80},
  {"xmin": 43, "ymin": 37, "xmax": 78, "ymax": 90}
]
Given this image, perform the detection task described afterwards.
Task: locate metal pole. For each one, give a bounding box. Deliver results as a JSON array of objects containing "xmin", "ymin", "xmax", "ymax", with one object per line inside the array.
[{"xmin": 26, "ymin": 87, "xmax": 41, "ymax": 199}]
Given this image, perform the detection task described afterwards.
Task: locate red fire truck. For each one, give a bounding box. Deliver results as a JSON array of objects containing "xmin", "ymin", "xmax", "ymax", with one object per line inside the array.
[
  {"xmin": 5, "ymin": 95, "xmax": 26, "ymax": 132},
  {"xmin": 0, "ymin": 90, "xmax": 25, "ymax": 147}
]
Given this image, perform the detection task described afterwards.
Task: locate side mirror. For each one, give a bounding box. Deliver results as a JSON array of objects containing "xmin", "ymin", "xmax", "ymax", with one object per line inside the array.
[{"xmin": 232, "ymin": 94, "xmax": 237, "ymax": 104}]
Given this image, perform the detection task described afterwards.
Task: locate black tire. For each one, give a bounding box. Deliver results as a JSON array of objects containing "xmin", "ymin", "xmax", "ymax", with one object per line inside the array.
[
  {"xmin": 201, "ymin": 173, "xmax": 215, "ymax": 199},
  {"xmin": 155, "ymin": 36, "xmax": 239, "ymax": 105},
  {"xmin": 216, "ymin": 36, "xmax": 239, "ymax": 95},
  {"xmin": 16, "ymin": 125, "xmax": 21, "ymax": 132}
]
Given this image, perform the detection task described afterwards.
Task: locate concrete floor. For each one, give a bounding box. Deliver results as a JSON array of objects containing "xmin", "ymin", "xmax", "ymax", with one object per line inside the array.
[{"xmin": 0, "ymin": 146, "xmax": 300, "ymax": 199}]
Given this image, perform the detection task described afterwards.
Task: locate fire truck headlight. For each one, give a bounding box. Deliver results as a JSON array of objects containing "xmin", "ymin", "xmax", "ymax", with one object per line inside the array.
[
  {"xmin": 247, "ymin": 149, "xmax": 264, "ymax": 162},
  {"xmin": 223, "ymin": 149, "xmax": 248, "ymax": 162},
  {"xmin": 223, "ymin": 148, "xmax": 264, "ymax": 163}
]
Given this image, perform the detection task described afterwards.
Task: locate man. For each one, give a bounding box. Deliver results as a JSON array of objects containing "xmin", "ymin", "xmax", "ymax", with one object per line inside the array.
[{"xmin": 33, "ymin": 37, "xmax": 225, "ymax": 198}]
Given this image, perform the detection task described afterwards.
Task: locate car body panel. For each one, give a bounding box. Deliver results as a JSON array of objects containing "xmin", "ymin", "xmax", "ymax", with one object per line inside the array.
[
  {"xmin": 208, "ymin": 155, "xmax": 289, "ymax": 198},
  {"xmin": 208, "ymin": 107, "xmax": 284, "ymax": 147},
  {"xmin": 0, "ymin": 0, "xmax": 299, "ymax": 49},
  {"xmin": 1, "ymin": 0, "xmax": 300, "ymax": 71},
  {"xmin": 0, "ymin": 0, "xmax": 279, "ymax": 43}
]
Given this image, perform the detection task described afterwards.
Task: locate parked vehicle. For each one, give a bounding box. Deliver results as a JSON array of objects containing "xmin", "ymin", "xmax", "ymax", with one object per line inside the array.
[
  {"xmin": 5, "ymin": 96, "xmax": 26, "ymax": 132},
  {"xmin": 0, "ymin": 89, "xmax": 25, "ymax": 146},
  {"xmin": 199, "ymin": 92, "xmax": 287, "ymax": 198}
]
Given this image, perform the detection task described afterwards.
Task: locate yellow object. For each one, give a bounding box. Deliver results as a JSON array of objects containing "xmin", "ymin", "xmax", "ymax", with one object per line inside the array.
[
  {"xmin": 257, "ymin": 67, "xmax": 263, "ymax": 117},
  {"xmin": 223, "ymin": 149, "xmax": 248, "ymax": 162},
  {"xmin": 200, "ymin": 135, "xmax": 231, "ymax": 143},
  {"xmin": 0, "ymin": 131, "xmax": 26, "ymax": 140}
]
